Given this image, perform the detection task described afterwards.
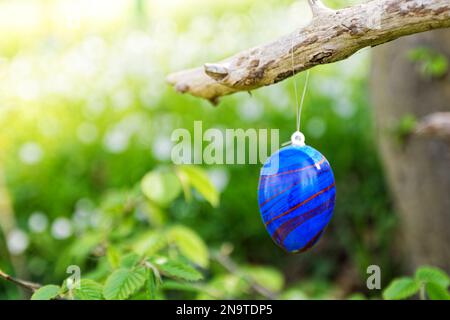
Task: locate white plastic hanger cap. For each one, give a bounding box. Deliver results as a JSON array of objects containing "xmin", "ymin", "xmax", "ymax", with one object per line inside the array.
[{"xmin": 291, "ymin": 131, "xmax": 305, "ymax": 146}]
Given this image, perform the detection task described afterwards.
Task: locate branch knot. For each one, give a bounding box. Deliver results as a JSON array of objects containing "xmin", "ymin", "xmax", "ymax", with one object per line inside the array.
[{"xmin": 204, "ymin": 63, "xmax": 229, "ymax": 81}]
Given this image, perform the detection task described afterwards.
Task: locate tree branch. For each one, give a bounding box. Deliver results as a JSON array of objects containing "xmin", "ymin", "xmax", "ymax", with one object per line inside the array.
[
  {"xmin": 0, "ymin": 268, "xmax": 41, "ymax": 292},
  {"xmin": 166, "ymin": 0, "xmax": 450, "ymax": 104},
  {"xmin": 414, "ymin": 112, "xmax": 450, "ymax": 140}
]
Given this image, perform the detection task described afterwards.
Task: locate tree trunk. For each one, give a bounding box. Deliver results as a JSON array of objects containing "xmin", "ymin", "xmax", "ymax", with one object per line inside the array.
[{"xmin": 370, "ymin": 29, "xmax": 450, "ymax": 272}]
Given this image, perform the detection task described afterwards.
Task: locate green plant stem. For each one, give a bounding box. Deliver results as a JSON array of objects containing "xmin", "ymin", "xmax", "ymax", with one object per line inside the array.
[{"xmin": 419, "ymin": 284, "xmax": 427, "ymax": 300}]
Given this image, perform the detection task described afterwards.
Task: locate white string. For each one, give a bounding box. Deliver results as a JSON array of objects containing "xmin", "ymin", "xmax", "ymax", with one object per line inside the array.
[
  {"xmin": 290, "ymin": 37, "xmax": 310, "ymax": 132},
  {"xmin": 297, "ymin": 70, "xmax": 309, "ymax": 132},
  {"xmin": 290, "ymin": 38, "xmax": 300, "ymax": 130}
]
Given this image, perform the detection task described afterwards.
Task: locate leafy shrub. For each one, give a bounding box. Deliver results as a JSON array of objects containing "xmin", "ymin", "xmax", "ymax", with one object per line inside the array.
[
  {"xmin": 15, "ymin": 165, "xmax": 287, "ymax": 300},
  {"xmin": 383, "ymin": 266, "xmax": 450, "ymax": 300}
]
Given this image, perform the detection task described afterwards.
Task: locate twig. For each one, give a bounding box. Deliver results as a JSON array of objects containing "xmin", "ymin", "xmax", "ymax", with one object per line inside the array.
[
  {"xmin": 143, "ymin": 260, "xmax": 223, "ymax": 299},
  {"xmin": 0, "ymin": 268, "xmax": 41, "ymax": 292},
  {"xmin": 211, "ymin": 251, "xmax": 278, "ymax": 300}
]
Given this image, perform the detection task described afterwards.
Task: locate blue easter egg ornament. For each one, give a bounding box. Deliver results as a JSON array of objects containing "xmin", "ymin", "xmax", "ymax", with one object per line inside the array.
[{"xmin": 258, "ymin": 132, "xmax": 336, "ymax": 253}]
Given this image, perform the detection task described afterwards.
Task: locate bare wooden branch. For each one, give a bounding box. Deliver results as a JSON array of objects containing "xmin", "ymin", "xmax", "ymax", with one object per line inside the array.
[
  {"xmin": 415, "ymin": 112, "xmax": 450, "ymax": 140},
  {"xmin": 0, "ymin": 268, "xmax": 40, "ymax": 292},
  {"xmin": 166, "ymin": 0, "xmax": 450, "ymax": 104}
]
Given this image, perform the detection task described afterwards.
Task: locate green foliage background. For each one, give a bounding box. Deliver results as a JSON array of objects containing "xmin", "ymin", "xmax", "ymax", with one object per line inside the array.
[{"xmin": 0, "ymin": 0, "xmax": 447, "ymax": 300}]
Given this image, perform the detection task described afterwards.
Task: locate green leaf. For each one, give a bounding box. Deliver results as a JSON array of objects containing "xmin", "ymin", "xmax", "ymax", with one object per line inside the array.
[
  {"xmin": 407, "ymin": 47, "xmax": 448, "ymax": 77},
  {"xmin": 107, "ymin": 246, "xmax": 121, "ymax": 269},
  {"xmin": 139, "ymin": 201, "xmax": 166, "ymax": 226},
  {"xmin": 132, "ymin": 231, "xmax": 167, "ymax": 256},
  {"xmin": 146, "ymin": 269, "xmax": 157, "ymax": 300},
  {"xmin": 103, "ymin": 267, "xmax": 147, "ymax": 300},
  {"xmin": 383, "ymin": 277, "xmax": 420, "ymax": 300},
  {"xmin": 31, "ymin": 285, "xmax": 61, "ymax": 300},
  {"xmin": 397, "ymin": 114, "xmax": 417, "ymax": 136},
  {"xmin": 141, "ymin": 170, "xmax": 181, "ymax": 207},
  {"xmin": 176, "ymin": 167, "xmax": 192, "ymax": 202},
  {"xmin": 242, "ymin": 266, "xmax": 284, "ymax": 292},
  {"xmin": 167, "ymin": 225, "xmax": 209, "ymax": 268},
  {"xmin": 120, "ymin": 253, "xmax": 141, "ymax": 269},
  {"xmin": 426, "ymin": 282, "xmax": 450, "ymax": 300},
  {"xmin": 393, "ymin": 114, "xmax": 417, "ymax": 144},
  {"xmin": 155, "ymin": 258, "xmax": 203, "ymax": 281},
  {"xmin": 73, "ymin": 279, "xmax": 103, "ymax": 300},
  {"xmin": 415, "ymin": 266, "xmax": 450, "ymax": 288},
  {"xmin": 176, "ymin": 166, "xmax": 219, "ymax": 207},
  {"xmin": 280, "ymin": 288, "xmax": 308, "ymax": 300},
  {"xmin": 198, "ymin": 274, "xmax": 246, "ymax": 299},
  {"xmin": 427, "ymin": 54, "xmax": 448, "ymax": 77}
]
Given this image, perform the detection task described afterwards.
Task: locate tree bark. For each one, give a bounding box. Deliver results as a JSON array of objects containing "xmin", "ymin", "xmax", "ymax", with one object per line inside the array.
[{"xmin": 370, "ymin": 29, "xmax": 450, "ymax": 272}]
